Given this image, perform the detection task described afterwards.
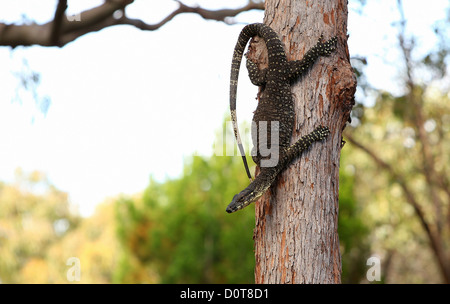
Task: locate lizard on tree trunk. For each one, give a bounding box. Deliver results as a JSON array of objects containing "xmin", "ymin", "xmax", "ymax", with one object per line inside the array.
[{"xmin": 227, "ymin": 23, "xmax": 337, "ymax": 213}]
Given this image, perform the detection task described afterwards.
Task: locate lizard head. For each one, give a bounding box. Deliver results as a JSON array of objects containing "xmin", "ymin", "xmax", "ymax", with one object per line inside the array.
[{"xmin": 226, "ymin": 184, "xmax": 264, "ymax": 213}]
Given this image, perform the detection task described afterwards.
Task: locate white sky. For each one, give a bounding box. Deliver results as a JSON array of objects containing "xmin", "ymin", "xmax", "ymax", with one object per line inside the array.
[{"xmin": 0, "ymin": 0, "xmax": 448, "ymax": 216}]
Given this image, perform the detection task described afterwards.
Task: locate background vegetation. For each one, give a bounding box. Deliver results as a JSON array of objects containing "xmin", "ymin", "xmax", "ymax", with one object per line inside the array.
[{"xmin": 0, "ymin": 1, "xmax": 448, "ymax": 283}]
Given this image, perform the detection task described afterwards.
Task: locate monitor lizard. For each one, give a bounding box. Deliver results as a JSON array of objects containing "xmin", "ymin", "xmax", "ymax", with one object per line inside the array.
[{"xmin": 227, "ymin": 23, "xmax": 337, "ymax": 213}]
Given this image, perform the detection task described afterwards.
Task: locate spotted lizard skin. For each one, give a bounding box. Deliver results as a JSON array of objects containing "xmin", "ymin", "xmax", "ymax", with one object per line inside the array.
[{"xmin": 227, "ymin": 23, "xmax": 336, "ymax": 213}]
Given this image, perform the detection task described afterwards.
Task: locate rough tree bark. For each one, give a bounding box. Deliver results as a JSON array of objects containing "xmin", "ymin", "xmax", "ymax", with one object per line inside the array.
[{"xmin": 251, "ymin": 0, "xmax": 356, "ymax": 283}]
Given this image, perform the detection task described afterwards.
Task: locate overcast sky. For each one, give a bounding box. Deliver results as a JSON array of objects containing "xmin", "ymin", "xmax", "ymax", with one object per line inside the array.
[{"xmin": 0, "ymin": 0, "xmax": 448, "ymax": 216}]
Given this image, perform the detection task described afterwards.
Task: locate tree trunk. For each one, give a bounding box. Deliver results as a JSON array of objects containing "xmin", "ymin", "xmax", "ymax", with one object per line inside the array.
[{"xmin": 253, "ymin": 0, "xmax": 356, "ymax": 284}]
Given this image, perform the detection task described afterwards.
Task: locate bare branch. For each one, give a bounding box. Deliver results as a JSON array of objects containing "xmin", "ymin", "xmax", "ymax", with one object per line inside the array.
[
  {"xmin": 0, "ymin": 0, "xmax": 264, "ymax": 48},
  {"xmin": 396, "ymin": 0, "xmax": 445, "ymax": 233},
  {"xmin": 49, "ymin": 0, "xmax": 68, "ymax": 45},
  {"xmin": 61, "ymin": 0, "xmax": 133, "ymax": 34},
  {"xmin": 174, "ymin": 0, "xmax": 264, "ymax": 23},
  {"xmin": 116, "ymin": 0, "xmax": 264, "ymax": 31},
  {"xmin": 345, "ymin": 133, "xmax": 429, "ymax": 232}
]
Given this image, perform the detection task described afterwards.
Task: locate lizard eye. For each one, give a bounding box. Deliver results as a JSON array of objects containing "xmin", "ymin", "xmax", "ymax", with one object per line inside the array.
[{"xmin": 238, "ymin": 188, "xmax": 253, "ymax": 201}]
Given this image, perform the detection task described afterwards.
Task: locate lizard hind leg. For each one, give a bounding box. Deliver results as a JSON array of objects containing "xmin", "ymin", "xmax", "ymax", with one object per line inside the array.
[{"xmin": 282, "ymin": 126, "xmax": 330, "ymax": 167}]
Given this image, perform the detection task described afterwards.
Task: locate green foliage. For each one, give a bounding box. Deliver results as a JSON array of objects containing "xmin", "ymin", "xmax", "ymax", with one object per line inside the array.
[
  {"xmin": 115, "ymin": 147, "xmax": 255, "ymax": 283},
  {"xmin": 338, "ymin": 155, "xmax": 371, "ymax": 283}
]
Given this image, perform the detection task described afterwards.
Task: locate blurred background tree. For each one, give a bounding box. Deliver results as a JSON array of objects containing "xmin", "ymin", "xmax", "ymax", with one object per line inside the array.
[
  {"xmin": 338, "ymin": 154, "xmax": 371, "ymax": 283},
  {"xmin": 0, "ymin": 169, "xmax": 80, "ymax": 283},
  {"xmin": 344, "ymin": 0, "xmax": 450, "ymax": 283},
  {"xmin": 45, "ymin": 200, "xmax": 121, "ymax": 283},
  {"xmin": 0, "ymin": 170, "xmax": 121, "ymax": 283}
]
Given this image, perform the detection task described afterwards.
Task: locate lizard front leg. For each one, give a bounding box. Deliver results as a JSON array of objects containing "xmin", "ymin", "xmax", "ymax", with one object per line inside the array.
[{"xmin": 287, "ymin": 35, "xmax": 337, "ymax": 81}]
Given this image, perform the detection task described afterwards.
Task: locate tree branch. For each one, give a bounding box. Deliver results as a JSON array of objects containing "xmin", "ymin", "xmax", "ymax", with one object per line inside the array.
[
  {"xmin": 0, "ymin": 0, "xmax": 264, "ymax": 48},
  {"xmin": 49, "ymin": 0, "xmax": 68, "ymax": 45},
  {"xmin": 396, "ymin": 0, "xmax": 445, "ymax": 234}
]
